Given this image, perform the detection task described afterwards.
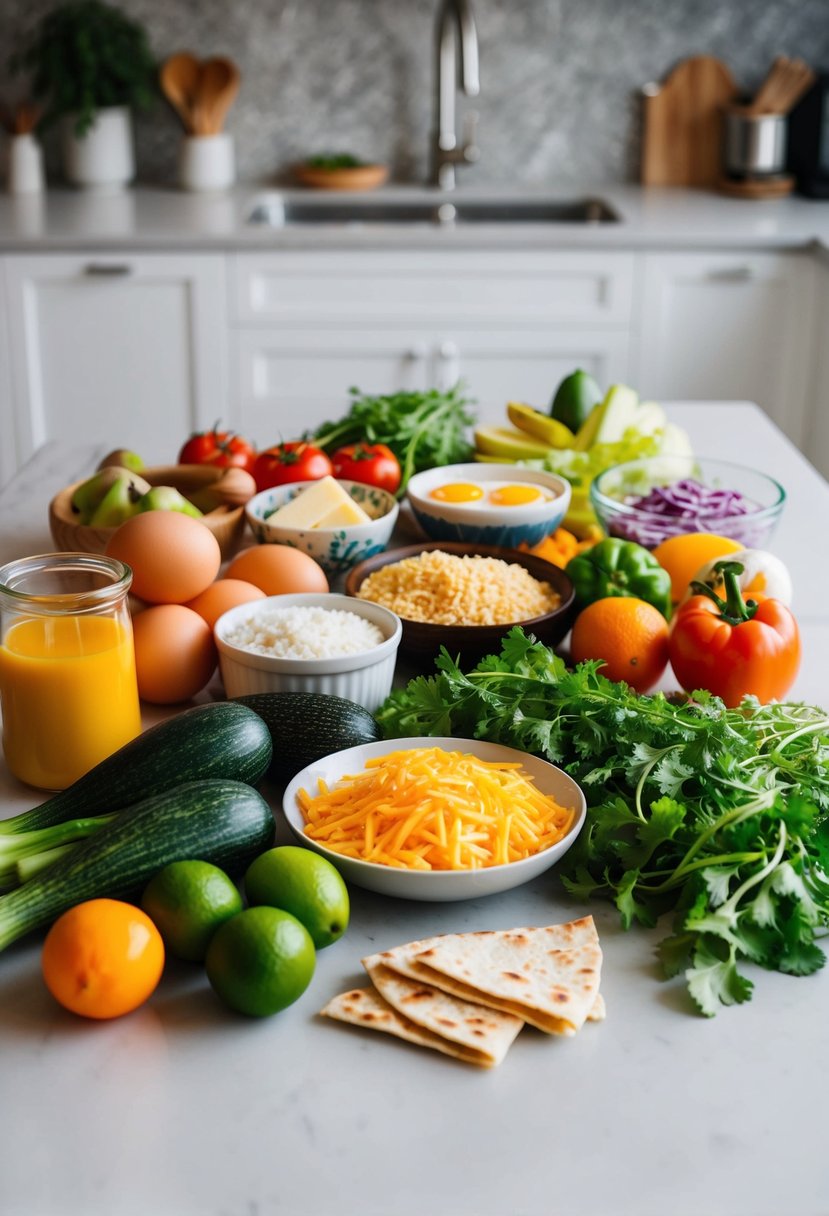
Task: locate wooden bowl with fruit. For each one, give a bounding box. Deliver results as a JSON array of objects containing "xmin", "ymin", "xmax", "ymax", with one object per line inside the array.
[{"xmin": 49, "ymin": 461, "xmax": 256, "ymax": 559}]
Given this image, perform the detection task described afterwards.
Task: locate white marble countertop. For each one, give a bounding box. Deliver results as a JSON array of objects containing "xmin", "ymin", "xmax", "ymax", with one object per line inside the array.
[
  {"xmin": 1, "ymin": 404, "xmax": 828, "ymax": 1216},
  {"xmin": 1, "ymin": 183, "xmax": 829, "ymax": 255}
]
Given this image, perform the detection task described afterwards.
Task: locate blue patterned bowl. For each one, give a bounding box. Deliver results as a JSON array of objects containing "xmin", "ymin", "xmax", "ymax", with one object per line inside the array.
[
  {"xmin": 245, "ymin": 480, "xmax": 399, "ymax": 576},
  {"xmin": 407, "ymin": 463, "xmax": 571, "ymax": 548}
]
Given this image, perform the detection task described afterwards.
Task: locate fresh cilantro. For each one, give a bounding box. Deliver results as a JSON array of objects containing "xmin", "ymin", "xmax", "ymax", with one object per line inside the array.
[
  {"xmin": 311, "ymin": 385, "xmax": 475, "ymax": 495},
  {"xmin": 377, "ymin": 626, "xmax": 829, "ymax": 1015}
]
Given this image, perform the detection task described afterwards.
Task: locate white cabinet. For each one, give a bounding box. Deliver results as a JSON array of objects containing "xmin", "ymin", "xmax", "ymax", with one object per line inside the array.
[
  {"xmin": 1, "ymin": 241, "xmax": 827, "ymax": 485},
  {"xmin": 2, "ymin": 254, "xmax": 228, "ymax": 472},
  {"xmin": 635, "ymin": 251, "xmax": 818, "ymax": 447},
  {"xmin": 230, "ymin": 250, "xmax": 635, "ymax": 442},
  {"xmin": 805, "ymin": 257, "xmax": 829, "ymax": 480},
  {"xmin": 234, "ymin": 326, "xmax": 632, "ymax": 445},
  {"xmin": 0, "ymin": 266, "xmax": 14, "ymax": 489}
]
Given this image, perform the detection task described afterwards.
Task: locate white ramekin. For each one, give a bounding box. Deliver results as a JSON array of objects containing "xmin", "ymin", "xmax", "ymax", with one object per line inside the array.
[{"xmin": 214, "ymin": 592, "xmax": 402, "ymax": 712}]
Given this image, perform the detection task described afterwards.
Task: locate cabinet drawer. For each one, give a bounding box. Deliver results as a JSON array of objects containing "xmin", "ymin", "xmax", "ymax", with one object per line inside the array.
[
  {"xmin": 234, "ymin": 330, "xmax": 432, "ymax": 445},
  {"xmin": 233, "ymin": 326, "xmax": 632, "ymax": 444},
  {"xmin": 230, "ymin": 251, "xmax": 634, "ymax": 328}
]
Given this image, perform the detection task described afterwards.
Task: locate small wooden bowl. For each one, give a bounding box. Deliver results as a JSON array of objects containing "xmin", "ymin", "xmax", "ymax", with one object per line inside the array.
[
  {"xmin": 344, "ymin": 541, "xmax": 577, "ymax": 665},
  {"xmin": 293, "ymin": 163, "xmax": 389, "ymax": 191},
  {"xmin": 49, "ymin": 465, "xmax": 247, "ymax": 560}
]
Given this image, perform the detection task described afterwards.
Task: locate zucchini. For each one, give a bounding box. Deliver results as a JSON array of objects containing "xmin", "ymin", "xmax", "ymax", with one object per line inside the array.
[
  {"xmin": 234, "ymin": 692, "xmax": 381, "ymax": 784},
  {"xmin": 0, "ymin": 779, "xmax": 275, "ymax": 952},
  {"xmin": 2, "ymin": 702, "xmax": 273, "ymax": 836}
]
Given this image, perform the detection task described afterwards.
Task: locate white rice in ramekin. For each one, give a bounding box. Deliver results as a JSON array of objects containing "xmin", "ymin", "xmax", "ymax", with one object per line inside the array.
[{"xmin": 223, "ymin": 604, "xmax": 385, "ymax": 660}]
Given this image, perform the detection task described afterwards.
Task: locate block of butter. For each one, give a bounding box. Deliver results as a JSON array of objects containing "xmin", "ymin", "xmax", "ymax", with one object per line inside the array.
[{"xmin": 268, "ymin": 476, "xmax": 372, "ymax": 530}]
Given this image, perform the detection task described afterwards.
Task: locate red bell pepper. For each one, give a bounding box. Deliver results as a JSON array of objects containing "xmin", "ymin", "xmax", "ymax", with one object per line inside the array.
[{"xmin": 668, "ymin": 560, "xmax": 801, "ymax": 708}]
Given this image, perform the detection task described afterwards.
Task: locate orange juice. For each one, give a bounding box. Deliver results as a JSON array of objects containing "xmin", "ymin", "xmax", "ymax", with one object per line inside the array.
[{"xmin": 0, "ymin": 613, "xmax": 141, "ymax": 790}]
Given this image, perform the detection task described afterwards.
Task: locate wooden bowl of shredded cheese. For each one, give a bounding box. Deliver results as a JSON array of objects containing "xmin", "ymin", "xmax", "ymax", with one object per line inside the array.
[{"xmin": 344, "ymin": 542, "xmax": 576, "ymax": 663}]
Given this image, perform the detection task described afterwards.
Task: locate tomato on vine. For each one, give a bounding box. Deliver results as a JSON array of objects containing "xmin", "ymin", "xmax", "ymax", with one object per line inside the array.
[
  {"xmin": 252, "ymin": 442, "xmax": 333, "ymax": 491},
  {"xmin": 178, "ymin": 426, "xmax": 257, "ymax": 474},
  {"xmin": 330, "ymin": 443, "xmax": 402, "ymax": 494}
]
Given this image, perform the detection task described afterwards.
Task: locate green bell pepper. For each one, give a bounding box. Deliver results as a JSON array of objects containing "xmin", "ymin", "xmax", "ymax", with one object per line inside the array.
[{"xmin": 565, "ymin": 538, "xmax": 672, "ymax": 619}]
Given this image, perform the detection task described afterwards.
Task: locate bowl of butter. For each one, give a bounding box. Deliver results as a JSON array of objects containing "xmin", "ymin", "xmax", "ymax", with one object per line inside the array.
[{"xmin": 245, "ymin": 476, "xmax": 400, "ymax": 575}]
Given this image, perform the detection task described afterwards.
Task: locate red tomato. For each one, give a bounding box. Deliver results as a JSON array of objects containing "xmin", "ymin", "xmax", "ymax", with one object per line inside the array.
[
  {"xmin": 178, "ymin": 428, "xmax": 257, "ymax": 474},
  {"xmin": 331, "ymin": 443, "xmax": 402, "ymax": 494},
  {"xmin": 252, "ymin": 442, "xmax": 333, "ymax": 491}
]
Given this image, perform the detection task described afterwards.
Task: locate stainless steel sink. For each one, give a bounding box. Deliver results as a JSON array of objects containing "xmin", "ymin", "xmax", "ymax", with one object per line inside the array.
[{"xmin": 246, "ymin": 196, "xmax": 620, "ymax": 227}]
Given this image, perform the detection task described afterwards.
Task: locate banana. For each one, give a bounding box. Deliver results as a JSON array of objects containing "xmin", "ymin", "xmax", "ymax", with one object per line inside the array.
[
  {"xmin": 506, "ymin": 401, "xmax": 576, "ymax": 449},
  {"xmin": 474, "ymin": 425, "xmax": 553, "ymax": 461}
]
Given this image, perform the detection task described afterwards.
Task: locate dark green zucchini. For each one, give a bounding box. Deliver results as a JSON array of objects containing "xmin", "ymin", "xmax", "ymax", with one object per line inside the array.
[
  {"xmin": 0, "ymin": 779, "xmax": 275, "ymax": 952},
  {"xmin": 234, "ymin": 692, "xmax": 381, "ymax": 784},
  {"xmin": 3, "ymin": 702, "xmax": 273, "ymax": 836}
]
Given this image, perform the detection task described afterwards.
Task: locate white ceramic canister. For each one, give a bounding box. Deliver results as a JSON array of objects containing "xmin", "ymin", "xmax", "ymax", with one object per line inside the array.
[
  {"xmin": 178, "ymin": 134, "xmax": 235, "ymax": 192},
  {"xmin": 6, "ymin": 134, "xmax": 45, "ymax": 195},
  {"xmin": 61, "ymin": 106, "xmax": 135, "ymax": 191}
]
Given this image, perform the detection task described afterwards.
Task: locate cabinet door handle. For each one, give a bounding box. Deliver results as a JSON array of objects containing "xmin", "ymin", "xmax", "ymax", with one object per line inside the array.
[
  {"xmin": 436, "ymin": 340, "xmax": 460, "ymax": 388},
  {"xmin": 705, "ymin": 265, "xmax": 756, "ymax": 282},
  {"xmin": 84, "ymin": 263, "xmax": 133, "ymax": 277}
]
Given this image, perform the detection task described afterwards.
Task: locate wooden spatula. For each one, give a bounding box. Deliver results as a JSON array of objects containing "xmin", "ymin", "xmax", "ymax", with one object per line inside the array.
[
  {"xmin": 160, "ymin": 52, "xmax": 202, "ymax": 133},
  {"xmin": 199, "ymin": 58, "xmax": 240, "ymax": 135}
]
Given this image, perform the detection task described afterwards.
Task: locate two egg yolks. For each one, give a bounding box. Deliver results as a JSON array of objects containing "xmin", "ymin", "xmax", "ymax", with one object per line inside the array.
[{"xmin": 430, "ymin": 482, "xmax": 546, "ymax": 507}]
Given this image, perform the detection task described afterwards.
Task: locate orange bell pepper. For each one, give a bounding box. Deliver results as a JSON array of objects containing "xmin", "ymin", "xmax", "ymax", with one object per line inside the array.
[
  {"xmin": 524, "ymin": 526, "xmax": 601, "ymax": 568},
  {"xmin": 668, "ymin": 560, "xmax": 801, "ymax": 708}
]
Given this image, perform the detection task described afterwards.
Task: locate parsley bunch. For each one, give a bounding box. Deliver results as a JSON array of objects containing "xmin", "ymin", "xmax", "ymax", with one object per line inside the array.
[
  {"xmin": 311, "ymin": 384, "xmax": 475, "ymax": 496},
  {"xmin": 377, "ymin": 628, "xmax": 829, "ymax": 1015}
]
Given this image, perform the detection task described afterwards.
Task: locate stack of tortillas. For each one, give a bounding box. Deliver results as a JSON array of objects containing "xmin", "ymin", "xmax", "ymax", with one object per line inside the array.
[{"xmin": 320, "ymin": 916, "xmax": 604, "ymax": 1068}]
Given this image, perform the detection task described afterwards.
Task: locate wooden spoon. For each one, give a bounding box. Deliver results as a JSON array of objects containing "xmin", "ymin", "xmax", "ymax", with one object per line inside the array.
[
  {"xmin": 160, "ymin": 52, "xmax": 203, "ymax": 133},
  {"xmin": 198, "ymin": 57, "xmax": 240, "ymax": 135}
]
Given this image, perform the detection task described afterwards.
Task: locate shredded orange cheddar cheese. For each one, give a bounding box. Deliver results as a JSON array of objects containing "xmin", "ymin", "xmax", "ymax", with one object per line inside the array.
[{"xmin": 297, "ymin": 748, "xmax": 575, "ymax": 871}]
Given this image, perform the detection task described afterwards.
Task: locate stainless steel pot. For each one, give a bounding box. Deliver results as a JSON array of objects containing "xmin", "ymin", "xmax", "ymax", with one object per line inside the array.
[{"xmin": 724, "ymin": 108, "xmax": 787, "ymax": 177}]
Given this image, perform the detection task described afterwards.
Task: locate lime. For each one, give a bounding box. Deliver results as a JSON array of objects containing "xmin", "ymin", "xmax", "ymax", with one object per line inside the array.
[
  {"xmin": 550, "ymin": 369, "xmax": 603, "ymax": 433},
  {"xmin": 141, "ymin": 860, "xmax": 242, "ymax": 963},
  {"xmin": 244, "ymin": 846, "xmax": 350, "ymax": 949},
  {"xmin": 205, "ymin": 906, "xmax": 316, "ymax": 1017}
]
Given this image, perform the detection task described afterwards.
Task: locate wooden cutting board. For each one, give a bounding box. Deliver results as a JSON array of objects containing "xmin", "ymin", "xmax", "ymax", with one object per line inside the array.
[{"xmin": 641, "ymin": 55, "xmax": 738, "ymax": 186}]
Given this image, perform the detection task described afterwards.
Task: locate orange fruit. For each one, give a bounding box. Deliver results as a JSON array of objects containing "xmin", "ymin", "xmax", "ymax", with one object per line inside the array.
[
  {"xmin": 42, "ymin": 898, "xmax": 165, "ymax": 1020},
  {"xmin": 570, "ymin": 596, "xmax": 670, "ymax": 692},
  {"xmin": 652, "ymin": 533, "xmax": 743, "ymax": 603}
]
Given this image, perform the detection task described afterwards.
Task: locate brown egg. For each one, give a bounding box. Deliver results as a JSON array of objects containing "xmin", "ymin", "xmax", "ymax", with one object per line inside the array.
[
  {"xmin": 225, "ymin": 545, "xmax": 329, "ymax": 596},
  {"xmin": 185, "ymin": 579, "xmax": 266, "ymax": 630},
  {"xmin": 132, "ymin": 604, "xmax": 216, "ymax": 704},
  {"xmin": 106, "ymin": 512, "xmax": 221, "ymax": 604}
]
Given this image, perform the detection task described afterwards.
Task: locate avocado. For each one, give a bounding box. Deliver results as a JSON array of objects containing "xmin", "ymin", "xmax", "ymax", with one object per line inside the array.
[{"xmin": 550, "ymin": 369, "xmax": 603, "ymax": 433}]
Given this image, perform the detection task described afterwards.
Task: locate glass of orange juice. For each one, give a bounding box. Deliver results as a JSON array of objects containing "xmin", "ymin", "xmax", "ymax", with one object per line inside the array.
[{"xmin": 0, "ymin": 553, "xmax": 142, "ymax": 791}]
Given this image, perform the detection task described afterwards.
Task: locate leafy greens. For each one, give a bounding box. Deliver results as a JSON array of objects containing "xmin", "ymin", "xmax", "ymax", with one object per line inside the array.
[
  {"xmin": 377, "ymin": 627, "xmax": 829, "ymax": 1015},
  {"xmin": 311, "ymin": 384, "xmax": 475, "ymax": 496}
]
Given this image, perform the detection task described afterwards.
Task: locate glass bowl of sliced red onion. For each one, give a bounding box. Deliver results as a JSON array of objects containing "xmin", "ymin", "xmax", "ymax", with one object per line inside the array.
[{"xmin": 590, "ymin": 456, "xmax": 786, "ymax": 549}]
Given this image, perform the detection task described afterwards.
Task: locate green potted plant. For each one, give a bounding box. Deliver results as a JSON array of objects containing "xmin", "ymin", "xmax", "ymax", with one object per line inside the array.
[{"xmin": 10, "ymin": 0, "xmax": 156, "ymax": 189}]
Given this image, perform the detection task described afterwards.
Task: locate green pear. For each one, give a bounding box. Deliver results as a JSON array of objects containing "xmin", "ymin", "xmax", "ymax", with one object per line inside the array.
[
  {"xmin": 137, "ymin": 486, "xmax": 203, "ymax": 518},
  {"xmin": 89, "ymin": 478, "xmax": 146, "ymax": 528},
  {"xmin": 97, "ymin": 448, "xmax": 145, "ymax": 473},
  {"xmin": 71, "ymin": 467, "xmax": 151, "ymax": 525}
]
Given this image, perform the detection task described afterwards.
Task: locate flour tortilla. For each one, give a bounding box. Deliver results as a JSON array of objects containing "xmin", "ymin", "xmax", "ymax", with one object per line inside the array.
[
  {"xmin": 362, "ymin": 955, "xmax": 523, "ymax": 1067},
  {"xmin": 375, "ymin": 917, "xmax": 603, "ymax": 1036},
  {"xmin": 319, "ymin": 987, "xmax": 513, "ymax": 1067}
]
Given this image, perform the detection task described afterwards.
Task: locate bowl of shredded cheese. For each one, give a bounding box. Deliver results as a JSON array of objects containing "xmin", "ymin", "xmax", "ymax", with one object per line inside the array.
[
  {"xmin": 282, "ymin": 737, "xmax": 587, "ymax": 900},
  {"xmin": 344, "ymin": 542, "xmax": 576, "ymax": 662}
]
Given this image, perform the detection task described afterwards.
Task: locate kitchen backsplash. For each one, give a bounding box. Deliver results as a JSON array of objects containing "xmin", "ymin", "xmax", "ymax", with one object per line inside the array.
[{"xmin": 2, "ymin": 0, "xmax": 828, "ymax": 186}]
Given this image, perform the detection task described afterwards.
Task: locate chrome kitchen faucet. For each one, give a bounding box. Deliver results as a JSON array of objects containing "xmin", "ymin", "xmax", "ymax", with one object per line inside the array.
[{"xmin": 431, "ymin": 0, "xmax": 480, "ymax": 189}]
